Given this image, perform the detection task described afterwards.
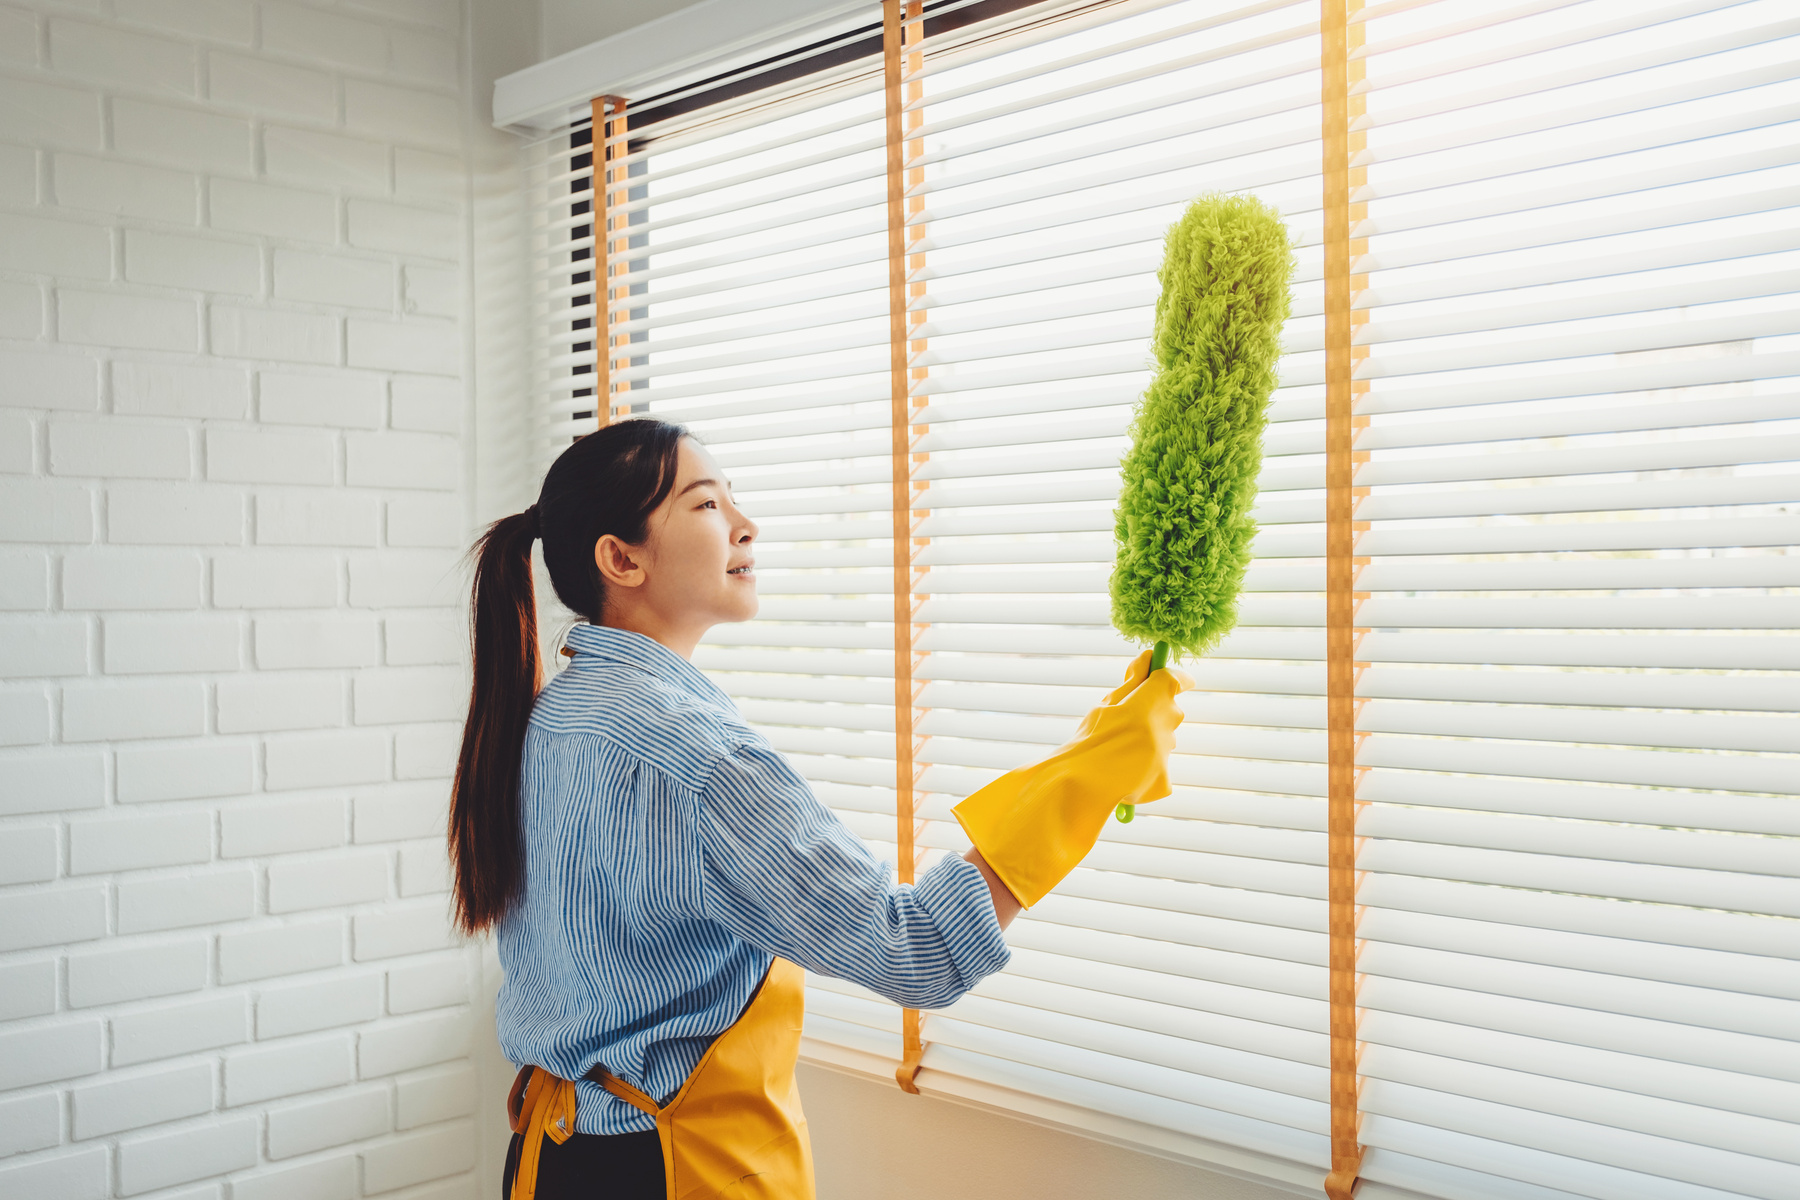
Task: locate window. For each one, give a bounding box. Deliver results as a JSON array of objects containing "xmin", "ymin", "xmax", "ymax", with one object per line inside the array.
[{"xmin": 514, "ymin": 1, "xmax": 1799, "ymax": 1195}]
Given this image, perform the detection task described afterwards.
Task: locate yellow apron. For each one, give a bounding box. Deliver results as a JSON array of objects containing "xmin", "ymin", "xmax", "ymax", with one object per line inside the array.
[{"xmin": 507, "ymin": 958, "xmax": 815, "ymax": 1200}]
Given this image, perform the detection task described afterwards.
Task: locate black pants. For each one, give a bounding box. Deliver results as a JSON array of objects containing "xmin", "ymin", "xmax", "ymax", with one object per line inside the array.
[{"xmin": 501, "ymin": 1127, "xmax": 664, "ymax": 1199}]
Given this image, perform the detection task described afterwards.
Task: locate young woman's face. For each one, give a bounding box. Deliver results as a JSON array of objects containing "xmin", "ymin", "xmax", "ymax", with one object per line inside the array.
[{"xmin": 595, "ymin": 437, "xmax": 759, "ymax": 642}]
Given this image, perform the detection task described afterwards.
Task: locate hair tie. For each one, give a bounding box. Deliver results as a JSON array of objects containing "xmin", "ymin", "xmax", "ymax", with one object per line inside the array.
[{"xmin": 524, "ymin": 504, "xmax": 542, "ymax": 539}]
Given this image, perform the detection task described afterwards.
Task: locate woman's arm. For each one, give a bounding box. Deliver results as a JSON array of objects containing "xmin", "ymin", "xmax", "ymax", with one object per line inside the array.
[{"xmin": 963, "ymin": 848, "xmax": 1021, "ymax": 931}]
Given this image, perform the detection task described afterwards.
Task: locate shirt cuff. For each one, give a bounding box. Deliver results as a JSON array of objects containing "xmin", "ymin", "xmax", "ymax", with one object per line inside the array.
[{"xmin": 910, "ymin": 852, "xmax": 1011, "ymax": 1000}]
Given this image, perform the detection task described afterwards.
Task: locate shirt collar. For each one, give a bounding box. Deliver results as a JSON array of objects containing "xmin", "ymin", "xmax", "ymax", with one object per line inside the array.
[{"xmin": 562, "ymin": 623, "xmax": 737, "ymax": 712}]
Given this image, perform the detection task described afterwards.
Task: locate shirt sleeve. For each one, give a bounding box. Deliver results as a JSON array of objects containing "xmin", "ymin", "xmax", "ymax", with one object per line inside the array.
[{"xmin": 689, "ymin": 739, "xmax": 1010, "ymax": 1009}]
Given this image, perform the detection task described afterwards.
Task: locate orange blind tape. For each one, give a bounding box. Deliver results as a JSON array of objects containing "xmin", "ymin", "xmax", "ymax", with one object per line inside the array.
[
  {"xmin": 590, "ymin": 96, "xmax": 628, "ymax": 430},
  {"xmin": 1321, "ymin": 1, "xmax": 1365, "ymax": 1197},
  {"xmin": 883, "ymin": 0, "xmax": 930, "ymax": 1096}
]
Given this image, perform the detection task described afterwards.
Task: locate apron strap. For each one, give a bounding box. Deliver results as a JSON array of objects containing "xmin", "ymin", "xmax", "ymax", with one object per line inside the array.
[
  {"xmin": 588, "ymin": 1065, "xmax": 663, "ymax": 1119},
  {"xmin": 508, "ymin": 1066, "xmax": 578, "ymax": 1200}
]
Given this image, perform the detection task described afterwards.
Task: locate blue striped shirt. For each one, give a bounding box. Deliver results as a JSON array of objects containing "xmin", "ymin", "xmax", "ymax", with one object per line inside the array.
[{"xmin": 495, "ymin": 623, "xmax": 1011, "ymax": 1134}]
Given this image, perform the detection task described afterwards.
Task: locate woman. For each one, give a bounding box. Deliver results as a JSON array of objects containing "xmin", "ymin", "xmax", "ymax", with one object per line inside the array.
[{"xmin": 451, "ymin": 418, "xmax": 1189, "ymax": 1200}]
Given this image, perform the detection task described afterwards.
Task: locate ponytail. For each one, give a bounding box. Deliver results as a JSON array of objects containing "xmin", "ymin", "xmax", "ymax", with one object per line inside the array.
[
  {"xmin": 450, "ymin": 507, "xmax": 541, "ymax": 934},
  {"xmin": 449, "ymin": 418, "xmax": 689, "ymax": 934}
]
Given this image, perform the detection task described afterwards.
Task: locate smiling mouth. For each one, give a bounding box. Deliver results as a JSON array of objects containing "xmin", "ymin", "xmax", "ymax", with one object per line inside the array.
[{"xmin": 728, "ymin": 564, "xmax": 754, "ymax": 576}]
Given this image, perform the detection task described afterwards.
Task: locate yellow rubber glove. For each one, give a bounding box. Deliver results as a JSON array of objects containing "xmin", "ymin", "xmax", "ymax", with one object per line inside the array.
[{"xmin": 952, "ymin": 648, "xmax": 1194, "ymax": 908}]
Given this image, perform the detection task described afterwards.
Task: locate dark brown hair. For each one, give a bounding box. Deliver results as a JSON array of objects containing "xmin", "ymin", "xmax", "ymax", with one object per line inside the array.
[{"xmin": 449, "ymin": 418, "xmax": 688, "ymax": 934}]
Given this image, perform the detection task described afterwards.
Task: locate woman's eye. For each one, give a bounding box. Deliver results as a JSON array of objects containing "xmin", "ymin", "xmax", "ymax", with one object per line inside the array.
[{"xmin": 700, "ymin": 499, "xmax": 717, "ymax": 509}]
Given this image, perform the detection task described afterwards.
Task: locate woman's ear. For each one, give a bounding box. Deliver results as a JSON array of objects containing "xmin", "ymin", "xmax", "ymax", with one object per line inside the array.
[{"xmin": 594, "ymin": 533, "xmax": 647, "ymax": 589}]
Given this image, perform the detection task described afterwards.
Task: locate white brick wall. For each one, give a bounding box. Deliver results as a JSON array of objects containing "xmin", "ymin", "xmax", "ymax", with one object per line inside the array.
[{"xmin": 0, "ymin": 0, "xmax": 482, "ymax": 1195}]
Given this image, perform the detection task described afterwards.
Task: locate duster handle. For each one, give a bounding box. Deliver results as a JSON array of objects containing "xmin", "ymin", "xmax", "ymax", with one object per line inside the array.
[{"xmin": 1114, "ymin": 641, "xmax": 1170, "ymax": 824}]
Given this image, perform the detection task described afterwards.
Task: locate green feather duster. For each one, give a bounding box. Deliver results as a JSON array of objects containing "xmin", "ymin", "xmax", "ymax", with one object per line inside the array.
[{"xmin": 1109, "ymin": 193, "xmax": 1294, "ymax": 820}]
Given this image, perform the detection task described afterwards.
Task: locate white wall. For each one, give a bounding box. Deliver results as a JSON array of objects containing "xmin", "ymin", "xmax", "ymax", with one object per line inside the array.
[
  {"xmin": 538, "ymin": 0, "xmax": 706, "ymax": 63},
  {"xmin": 0, "ymin": 0, "xmax": 535, "ymax": 1195}
]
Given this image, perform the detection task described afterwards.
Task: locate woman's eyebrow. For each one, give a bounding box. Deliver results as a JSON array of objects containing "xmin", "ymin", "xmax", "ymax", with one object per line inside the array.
[{"xmin": 676, "ymin": 477, "xmax": 733, "ymax": 498}]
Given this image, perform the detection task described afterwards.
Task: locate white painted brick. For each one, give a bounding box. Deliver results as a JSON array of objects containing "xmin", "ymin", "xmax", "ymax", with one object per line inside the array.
[
  {"xmin": 218, "ymin": 917, "xmax": 342, "ymax": 983},
  {"xmin": 225, "ymin": 1033, "xmax": 353, "ymax": 1105},
  {"xmin": 266, "ymin": 729, "xmax": 388, "ymax": 791},
  {"xmin": 260, "ymin": 370, "xmax": 384, "ymax": 429},
  {"xmin": 0, "ymin": 77, "xmax": 104, "ymax": 151},
  {"xmin": 0, "ymin": 959, "xmax": 57, "ymax": 1020},
  {"xmin": 112, "ymin": 994, "xmax": 248, "ymax": 1066},
  {"xmin": 396, "ymin": 149, "xmax": 460, "ymax": 203},
  {"xmin": 50, "ymin": 19, "xmax": 197, "ymax": 99},
  {"xmin": 0, "ymin": 1147, "xmax": 108, "ymax": 1200},
  {"xmin": 104, "ymin": 614, "xmax": 241, "ymax": 674},
  {"xmin": 0, "ymin": 142, "xmax": 35, "ymax": 206},
  {"xmin": 117, "ymin": 740, "xmax": 253, "ymax": 803},
  {"xmin": 0, "ymin": 410, "xmax": 34, "ymax": 474},
  {"xmin": 386, "ymin": 955, "xmax": 464, "ymax": 1015},
  {"xmin": 117, "ymin": 867, "xmax": 253, "ymax": 933},
  {"xmin": 0, "ymin": 885, "xmax": 107, "ymax": 952},
  {"xmin": 348, "ymin": 550, "xmax": 460, "ymax": 607},
  {"xmin": 217, "ymin": 672, "xmax": 343, "ymax": 733},
  {"xmin": 266, "ymin": 1085, "xmax": 389, "ymax": 1160},
  {"xmin": 113, "ymin": 98, "xmax": 252, "ymax": 174},
  {"xmin": 0, "ymin": 549, "xmax": 49, "ymax": 609},
  {"xmin": 0, "ymin": 212, "xmax": 111, "ymax": 278},
  {"xmin": 262, "ymin": 2, "xmax": 388, "ymax": 71},
  {"xmin": 124, "ymin": 228, "xmax": 260, "ymax": 295},
  {"xmin": 395, "ymin": 1063, "xmax": 477, "ymax": 1130},
  {"xmin": 69, "ymin": 809, "xmax": 211, "ymax": 873},
  {"xmin": 113, "ymin": 360, "xmax": 249, "ymax": 419},
  {"xmin": 347, "ymin": 200, "xmax": 457, "ymax": 259},
  {"xmin": 274, "ymin": 250, "xmax": 393, "ymax": 310},
  {"xmin": 60, "ymin": 288, "xmax": 199, "ymax": 352},
  {"xmin": 383, "ymin": 613, "xmax": 460, "ymax": 666},
  {"xmin": 264, "ymin": 126, "xmax": 389, "ymax": 193},
  {"xmin": 269, "ymin": 850, "xmax": 387, "ymax": 913},
  {"xmin": 0, "ymin": 1091, "xmax": 61, "ymax": 1158},
  {"xmin": 346, "ymin": 431, "xmax": 458, "ymax": 490},
  {"xmin": 229, "ymin": 1155, "xmax": 357, "ymax": 1200},
  {"xmin": 0, "ymin": 478, "xmax": 96, "ymax": 542},
  {"xmin": 209, "ymin": 51, "xmax": 336, "ymax": 124},
  {"xmin": 209, "ymin": 177, "xmax": 335, "ymax": 244},
  {"xmin": 352, "ymin": 782, "xmax": 443, "ymax": 843},
  {"xmin": 51, "ymin": 420, "xmax": 191, "ymax": 478},
  {"xmin": 0, "ymin": 278, "xmax": 45, "ymax": 337},
  {"xmin": 353, "ymin": 900, "xmax": 456, "ymax": 963},
  {"xmin": 55, "ymin": 153, "xmax": 198, "ymax": 222},
  {"xmin": 361, "ymin": 1120, "xmax": 475, "ymax": 1194},
  {"xmin": 389, "ymin": 375, "xmax": 460, "ymax": 433},
  {"xmin": 0, "ymin": 823, "xmax": 56, "ymax": 883},
  {"xmin": 115, "ymin": 0, "xmax": 255, "ymax": 45},
  {"xmin": 62, "ymin": 678, "xmax": 205, "ymax": 741},
  {"xmin": 210, "ymin": 304, "xmax": 337, "ymax": 364},
  {"xmin": 0, "ymin": 1018, "xmax": 102, "ymax": 1088},
  {"xmin": 255, "ymin": 490, "xmax": 378, "ymax": 546},
  {"xmin": 0, "ymin": 751, "xmax": 105, "ymax": 816},
  {"xmin": 67, "ymin": 936, "xmax": 208, "ymax": 1007},
  {"xmin": 344, "ymin": 81, "xmax": 460, "ymax": 152},
  {"xmin": 386, "ymin": 29, "xmax": 459, "ymax": 91},
  {"xmin": 107, "ymin": 484, "xmax": 242, "ymax": 544},
  {"xmin": 207, "ymin": 428, "xmax": 335, "ymax": 484},
  {"xmin": 0, "ymin": 348, "xmax": 101, "ymax": 411},
  {"xmin": 63, "ymin": 549, "xmax": 201, "ymax": 609},
  {"xmin": 221, "ymin": 795, "xmax": 345, "ymax": 857},
  {"xmin": 354, "ymin": 667, "xmax": 463, "ymax": 724},
  {"xmin": 257, "ymin": 972, "xmax": 381, "ymax": 1040},
  {"xmin": 348, "ymin": 0, "xmax": 460, "ymax": 32},
  {"xmin": 72, "ymin": 1061, "xmax": 212, "ymax": 1138},
  {"xmin": 0, "ymin": 617, "xmax": 88, "ymax": 675},
  {"xmin": 256, "ymin": 614, "xmax": 380, "ymax": 668},
  {"xmin": 386, "ymin": 494, "xmax": 462, "ymax": 548},
  {"xmin": 395, "ymin": 721, "xmax": 457, "ymax": 780},
  {"xmin": 0, "ymin": 687, "xmax": 51, "ymax": 746},
  {"xmin": 401, "ymin": 264, "xmax": 458, "ymax": 318},
  {"xmin": 0, "ymin": 6, "xmax": 35, "ymax": 68},
  {"xmin": 212, "ymin": 551, "xmax": 338, "ymax": 608},
  {"xmin": 118, "ymin": 1115, "xmax": 257, "ymax": 1196}
]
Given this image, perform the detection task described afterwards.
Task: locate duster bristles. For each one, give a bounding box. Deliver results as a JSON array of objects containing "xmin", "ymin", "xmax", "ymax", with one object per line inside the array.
[{"xmin": 1110, "ymin": 192, "xmax": 1294, "ymax": 659}]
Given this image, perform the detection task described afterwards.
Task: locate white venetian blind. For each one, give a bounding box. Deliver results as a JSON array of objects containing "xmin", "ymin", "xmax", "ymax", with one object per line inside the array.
[
  {"xmin": 516, "ymin": 0, "xmax": 1800, "ymax": 1195},
  {"xmin": 1343, "ymin": 1, "xmax": 1800, "ymax": 1198}
]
